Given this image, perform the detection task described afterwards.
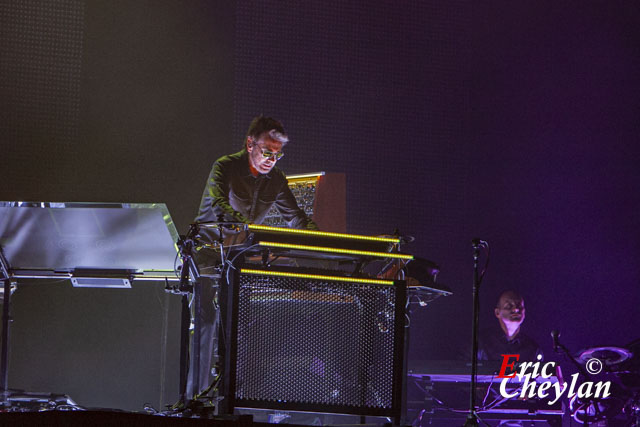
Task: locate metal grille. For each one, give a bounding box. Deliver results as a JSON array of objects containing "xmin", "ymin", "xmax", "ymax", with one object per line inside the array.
[{"xmin": 235, "ymin": 273, "xmax": 397, "ymax": 410}]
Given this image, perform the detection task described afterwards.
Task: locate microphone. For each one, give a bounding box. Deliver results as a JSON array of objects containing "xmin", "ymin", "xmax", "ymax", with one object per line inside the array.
[
  {"xmin": 551, "ymin": 330, "xmax": 560, "ymax": 353},
  {"xmin": 471, "ymin": 238, "xmax": 487, "ymax": 248}
]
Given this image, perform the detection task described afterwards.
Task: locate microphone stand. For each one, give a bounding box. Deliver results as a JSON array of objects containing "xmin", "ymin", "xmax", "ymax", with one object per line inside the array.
[
  {"xmin": 464, "ymin": 240, "xmax": 485, "ymax": 427},
  {"xmin": 172, "ymin": 223, "xmax": 200, "ymax": 405},
  {"xmin": 174, "ymin": 220, "xmax": 245, "ymax": 414}
]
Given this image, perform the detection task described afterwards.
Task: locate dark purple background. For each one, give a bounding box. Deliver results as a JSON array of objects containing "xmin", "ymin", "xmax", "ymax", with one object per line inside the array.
[{"xmin": 1, "ymin": 0, "xmax": 638, "ymax": 413}]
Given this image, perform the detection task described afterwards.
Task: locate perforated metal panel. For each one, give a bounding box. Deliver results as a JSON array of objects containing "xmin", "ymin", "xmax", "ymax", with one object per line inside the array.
[
  {"xmin": 262, "ymin": 178, "xmax": 318, "ymax": 227},
  {"xmin": 230, "ymin": 272, "xmax": 404, "ymax": 415}
]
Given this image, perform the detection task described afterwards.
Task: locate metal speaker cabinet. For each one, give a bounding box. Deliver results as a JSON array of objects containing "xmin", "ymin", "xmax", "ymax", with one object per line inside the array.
[{"xmin": 220, "ymin": 267, "xmax": 406, "ymax": 420}]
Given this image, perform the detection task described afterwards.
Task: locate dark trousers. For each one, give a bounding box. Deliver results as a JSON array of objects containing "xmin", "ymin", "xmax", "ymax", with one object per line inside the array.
[{"xmin": 186, "ymin": 253, "xmax": 220, "ymax": 398}]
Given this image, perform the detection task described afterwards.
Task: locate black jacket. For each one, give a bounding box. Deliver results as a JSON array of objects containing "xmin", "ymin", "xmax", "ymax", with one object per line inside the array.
[
  {"xmin": 195, "ymin": 149, "xmax": 316, "ymax": 235},
  {"xmin": 477, "ymin": 326, "xmax": 543, "ymax": 363}
]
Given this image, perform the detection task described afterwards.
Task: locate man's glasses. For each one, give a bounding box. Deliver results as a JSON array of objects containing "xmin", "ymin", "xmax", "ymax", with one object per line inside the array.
[{"xmin": 254, "ymin": 144, "xmax": 284, "ymax": 161}]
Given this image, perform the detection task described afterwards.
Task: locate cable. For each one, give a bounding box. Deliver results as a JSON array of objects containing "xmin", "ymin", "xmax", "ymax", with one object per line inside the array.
[
  {"xmin": 173, "ymin": 250, "xmax": 181, "ymax": 279},
  {"xmin": 224, "ymin": 243, "xmax": 260, "ymax": 286},
  {"xmin": 194, "ymin": 372, "xmax": 221, "ymax": 400},
  {"xmin": 481, "ymin": 374, "xmax": 495, "ymax": 407}
]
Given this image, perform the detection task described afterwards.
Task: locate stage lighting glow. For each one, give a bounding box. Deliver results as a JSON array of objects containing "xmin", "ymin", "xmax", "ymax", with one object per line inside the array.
[
  {"xmin": 247, "ymin": 224, "xmax": 401, "ymax": 243},
  {"xmin": 240, "ymin": 268, "xmax": 395, "ymax": 285},
  {"xmin": 258, "ymin": 241, "xmax": 413, "ymax": 259}
]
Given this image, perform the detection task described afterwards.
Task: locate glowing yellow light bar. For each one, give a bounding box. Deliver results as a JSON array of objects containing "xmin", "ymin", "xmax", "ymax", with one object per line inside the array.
[
  {"xmin": 247, "ymin": 224, "xmax": 401, "ymax": 243},
  {"xmin": 286, "ymin": 172, "xmax": 325, "ymax": 180},
  {"xmin": 259, "ymin": 241, "xmax": 413, "ymax": 260},
  {"xmin": 241, "ymin": 268, "xmax": 395, "ymax": 286}
]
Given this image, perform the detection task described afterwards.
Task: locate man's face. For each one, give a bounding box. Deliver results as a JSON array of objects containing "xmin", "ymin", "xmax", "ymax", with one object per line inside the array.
[
  {"xmin": 494, "ymin": 293, "xmax": 525, "ymax": 326},
  {"xmin": 247, "ymin": 134, "xmax": 284, "ymax": 174}
]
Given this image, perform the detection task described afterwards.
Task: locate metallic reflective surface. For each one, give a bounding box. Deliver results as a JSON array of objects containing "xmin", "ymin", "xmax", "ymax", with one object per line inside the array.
[{"xmin": 0, "ymin": 202, "xmax": 179, "ymax": 277}]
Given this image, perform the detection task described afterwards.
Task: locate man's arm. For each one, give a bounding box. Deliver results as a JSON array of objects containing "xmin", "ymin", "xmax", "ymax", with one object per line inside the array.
[
  {"xmin": 206, "ymin": 160, "xmax": 249, "ymax": 224},
  {"xmin": 273, "ymin": 181, "xmax": 318, "ymax": 230}
]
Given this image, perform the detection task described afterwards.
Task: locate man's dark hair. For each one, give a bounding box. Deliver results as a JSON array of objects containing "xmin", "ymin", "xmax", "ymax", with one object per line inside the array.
[{"xmin": 246, "ymin": 115, "xmax": 287, "ymax": 142}]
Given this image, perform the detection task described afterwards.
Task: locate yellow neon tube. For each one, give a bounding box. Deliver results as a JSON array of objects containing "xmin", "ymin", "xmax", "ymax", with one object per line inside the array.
[
  {"xmin": 241, "ymin": 268, "xmax": 395, "ymax": 286},
  {"xmin": 258, "ymin": 241, "xmax": 413, "ymax": 260},
  {"xmin": 247, "ymin": 224, "xmax": 400, "ymax": 243},
  {"xmin": 286, "ymin": 172, "xmax": 325, "ymax": 180}
]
